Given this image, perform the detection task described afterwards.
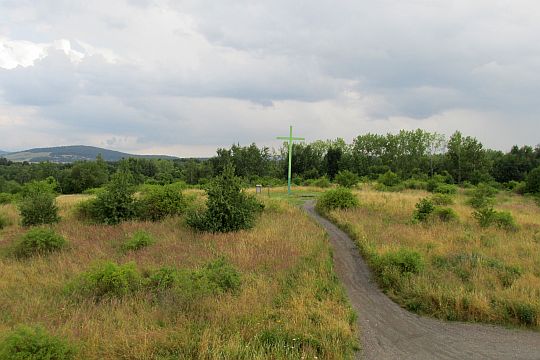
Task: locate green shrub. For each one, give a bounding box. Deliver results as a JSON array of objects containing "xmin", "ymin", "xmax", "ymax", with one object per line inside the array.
[
  {"xmin": 525, "ymin": 167, "xmax": 540, "ymax": 194},
  {"xmin": 312, "ymin": 177, "xmax": 331, "ymax": 188},
  {"xmin": 12, "ymin": 228, "xmax": 67, "ymax": 258},
  {"xmin": 430, "ymin": 193, "xmax": 454, "ymax": 205},
  {"xmin": 378, "ymin": 171, "xmax": 400, "ymax": 187},
  {"xmin": 136, "ymin": 184, "xmax": 186, "ymax": 221},
  {"xmin": 187, "ymin": 164, "xmax": 264, "ymax": 233},
  {"xmin": 0, "ymin": 325, "xmax": 76, "ymax": 360},
  {"xmin": 412, "ymin": 198, "xmax": 435, "ymax": 222},
  {"xmin": 505, "ymin": 302, "xmax": 538, "ymax": 326},
  {"xmin": 334, "ymin": 170, "xmax": 359, "ymax": 188},
  {"xmin": 467, "ymin": 183, "xmax": 498, "ymax": 209},
  {"xmin": 146, "ymin": 267, "xmax": 180, "ymax": 292},
  {"xmin": 376, "ymin": 248, "xmax": 425, "ymax": 276},
  {"xmin": 433, "ymin": 184, "xmax": 458, "ymax": 194},
  {"xmin": 79, "ymin": 171, "xmax": 136, "ymax": 225},
  {"xmin": 199, "ymin": 257, "xmax": 242, "ymax": 294},
  {"xmin": 402, "ymin": 179, "xmax": 428, "ymax": 190},
  {"xmin": 315, "ymin": 187, "xmax": 359, "ymax": 213},
  {"xmin": 493, "ymin": 211, "xmax": 519, "ymax": 231},
  {"xmin": 122, "ymin": 230, "xmax": 155, "ymax": 252},
  {"xmin": 433, "ymin": 207, "xmax": 459, "ymax": 222},
  {"xmin": 18, "ymin": 181, "xmax": 60, "ymax": 227},
  {"xmin": 145, "ymin": 258, "xmax": 241, "ymax": 299},
  {"xmin": 473, "ymin": 207, "xmax": 497, "ymax": 228},
  {"xmin": 473, "ymin": 207, "xmax": 518, "ymax": 231},
  {"xmin": 66, "ymin": 261, "xmax": 141, "ymax": 300},
  {"xmin": 0, "ymin": 213, "xmax": 11, "ymax": 230},
  {"xmin": 0, "ymin": 192, "xmax": 12, "ymax": 204}
]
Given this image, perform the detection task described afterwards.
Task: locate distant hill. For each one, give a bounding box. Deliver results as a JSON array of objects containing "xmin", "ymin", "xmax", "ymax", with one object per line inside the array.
[
  {"xmin": 0, "ymin": 150, "xmax": 8, "ymax": 155},
  {"xmin": 1, "ymin": 145, "xmax": 178, "ymax": 163}
]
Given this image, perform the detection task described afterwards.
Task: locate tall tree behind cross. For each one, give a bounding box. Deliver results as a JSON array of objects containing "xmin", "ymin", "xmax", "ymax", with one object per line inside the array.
[{"xmin": 277, "ymin": 125, "xmax": 305, "ymax": 195}]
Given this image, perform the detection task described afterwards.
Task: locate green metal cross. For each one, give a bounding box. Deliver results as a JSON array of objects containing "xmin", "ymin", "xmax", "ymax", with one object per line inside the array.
[{"xmin": 277, "ymin": 125, "xmax": 305, "ymax": 195}]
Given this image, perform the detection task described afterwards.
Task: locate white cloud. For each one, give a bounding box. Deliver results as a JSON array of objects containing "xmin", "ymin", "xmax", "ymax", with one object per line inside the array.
[{"xmin": 0, "ymin": 0, "xmax": 539, "ymax": 155}]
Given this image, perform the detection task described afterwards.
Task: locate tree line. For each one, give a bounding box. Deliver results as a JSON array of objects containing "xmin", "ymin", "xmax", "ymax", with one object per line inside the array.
[{"xmin": 1, "ymin": 129, "xmax": 539, "ymax": 195}]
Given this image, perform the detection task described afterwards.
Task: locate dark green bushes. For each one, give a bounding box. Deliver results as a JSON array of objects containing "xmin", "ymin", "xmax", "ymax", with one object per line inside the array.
[
  {"xmin": 473, "ymin": 207, "xmax": 518, "ymax": 231},
  {"xmin": 0, "ymin": 192, "xmax": 12, "ymax": 204},
  {"xmin": 413, "ymin": 198, "xmax": 458, "ymax": 223},
  {"xmin": 467, "ymin": 183, "xmax": 498, "ymax": 209},
  {"xmin": 0, "ymin": 213, "xmax": 10, "ymax": 229},
  {"xmin": 66, "ymin": 261, "xmax": 141, "ymax": 301},
  {"xmin": 18, "ymin": 180, "xmax": 60, "ymax": 227},
  {"xmin": 378, "ymin": 170, "xmax": 400, "ymax": 187},
  {"xmin": 430, "ymin": 193, "xmax": 454, "ymax": 205},
  {"xmin": 66, "ymin": 258, "xmax": 241, "ymax": 303},
  {"xmin": 525, "ymin": 167, "xmax": 540, "ymax": 194},
  {"xmin": 136, "ymin": 184, "xmax": 186, "ymax": 221},
  {"xmin": 0, "ymin": 325, "xmax": 76, "ymax": 360},
  {"xmin": 373, "ymin": 248, "xmax": 425, "ymax": 289},
  {"xmin": 334, "ymin": 170, "xmax": 359, "ymax": 188},
  {"xmin": 12, "ymin": 228, "xmax": 67, "ymax": 258},
  {"xmin": 309, "ymin": 177, "xmax": 330, "ymax": 188},
  {"xmin": 433, "ymin": 207, "xmax": 459, "ymax": 222},
  {"xmin": 187, "ymin": 164, "xmax": 263, "ymax": 233},
  {"xmin": 121, "ymin": 230, "xmax": 155, "ymax": 252},
  {"xmin": 316, "ymin": 188, "xmax": 359, "ymax": 213},
  {"xmin": 412, "ymin": 198, "xmax": 435, "ymax": 222},
  {"xmin": 80, "ymin": 171, "xmax": 136, "ymax": 225}
]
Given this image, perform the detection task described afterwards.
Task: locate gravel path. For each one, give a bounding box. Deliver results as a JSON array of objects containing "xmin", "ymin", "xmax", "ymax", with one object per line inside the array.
[{"xmin": 303, "ymin": 201, "xmax": 540, "ymax": 360}]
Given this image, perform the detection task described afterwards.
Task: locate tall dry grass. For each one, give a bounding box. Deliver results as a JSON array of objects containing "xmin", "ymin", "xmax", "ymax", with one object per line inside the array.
[
  {"xmin": 0, "ymin": 195, "xmax": 357, "ymax": 359},
  {"xmin": 328, "ymin": 187, "xmax": 540, "ymax": 328}
]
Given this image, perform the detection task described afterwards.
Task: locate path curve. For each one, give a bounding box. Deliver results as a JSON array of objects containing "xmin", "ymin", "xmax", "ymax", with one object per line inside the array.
[{"xmin": 303, "ymin": 201, "xmax": 540, "ymax": 360}]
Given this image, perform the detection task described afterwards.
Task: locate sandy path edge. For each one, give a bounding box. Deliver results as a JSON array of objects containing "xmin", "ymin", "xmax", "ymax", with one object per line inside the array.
[{"xmin": 303, "ymin": 201, "xmax": 540, "ymax": 360}]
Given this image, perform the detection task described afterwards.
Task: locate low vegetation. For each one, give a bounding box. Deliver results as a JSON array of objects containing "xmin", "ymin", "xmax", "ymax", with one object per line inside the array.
[
  {"xmin": 121, "ymin": 230, "xmax": 155, "ymax": 252},
  {"xmin": 0, "ymin": 325, "xmax": 76, "ymax": 360},
  {"xmin": 316, "ymin": 187, "xmax": 359, "ymax": 213},
  {"xmin": 326, "ymin": 185, "xmax": 540, "ymax": 328},
  {"xmin": 187, "ymin": 164, "xmax": 264, "ymax": 233},
  {"xmin": 0, "ymin": 190, "xmax": 357, "ymax": 359},
  {"xmin": 11, "ymin": 227, "xmax": 68, "ymax": 258}
]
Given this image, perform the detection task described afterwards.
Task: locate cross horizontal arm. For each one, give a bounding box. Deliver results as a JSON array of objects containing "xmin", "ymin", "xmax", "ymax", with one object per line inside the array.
[{"xmin": 276, "ymin": 137, "xmax": 305, "ymax": 141}]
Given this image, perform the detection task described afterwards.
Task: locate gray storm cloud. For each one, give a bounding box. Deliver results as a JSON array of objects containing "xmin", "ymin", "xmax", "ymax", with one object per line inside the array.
[{"xmin": 0, "ymin": 0, "xmax": 539, "ymax": 155}]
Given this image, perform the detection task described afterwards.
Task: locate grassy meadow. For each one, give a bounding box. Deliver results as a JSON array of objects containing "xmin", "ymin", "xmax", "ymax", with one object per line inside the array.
[
  {"xmin": 326, "ymin": 185, "xmax": 540, "ymax": 329},
  {"xmin": 0, "ymin": 192, "xmax": 357, "ymax": 359}
]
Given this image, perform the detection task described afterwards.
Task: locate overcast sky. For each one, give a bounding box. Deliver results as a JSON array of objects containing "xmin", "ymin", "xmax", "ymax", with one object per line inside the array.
[{"xmin": 0, "ymin": 0, "xmax": 539, "ymax": 156}]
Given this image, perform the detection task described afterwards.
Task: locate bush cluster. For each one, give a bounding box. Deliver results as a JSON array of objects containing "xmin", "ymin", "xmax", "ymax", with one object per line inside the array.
[
  {"xmin": 12, "ymin": 228, "xmax": 67, "ymax": 258},
  {"xmin": 473, "ymin": 207, "xmax": 518, "ymax": 231},
  {"xmin": 373, "ymin": 248, "xmax": 425, "ymax": 290},
  {"xmin": 413, "ymin": 198, "xmax": 458, "ymax": 223},
  {"xmin": 433, "ymin": 207, "xmax": 459, "ymax": 222},
  {"xmin": 77, "ymin": 171, "xmax": 187, "ymax": 225},
  {"xmin": 0, "ymin": 213, "xmax": 10, "ymax": 230},
  {"xmin": 430, "ymin": 193, "xmax": 454, "ymax": 205},
  {"xmin": 66, "ymin": 257, "xmax": 241, "ymax": 303},
  {"xmin": 525, "ymin": 166, "xmax": 540, "ymax": 194},
  {"xmin": 0, "ymin": 192, "xmax": 12, "ymax": 204},
  {"xmin": 412, "ymin": 198, "xmax": 435, "ymax": 222},
  {"xmin": 136, "ymin": 184, "xmax": 186, "ymax": 221},
  {"xmin": 121, "ymin": 230, "xmax": 155, "ymax": 252},
  {"xmin": 66, "ymin": 261, "xmax": 141, "ymax": 301},
  {"xmin": 335, "ymin": 170, "xmax": 359, "ymax": 188},
  {"xmin": 467, "ymin": 183, "xmax": 498, "ymax": 209},
  {"xmin": 18, "ymin": 179, "xmax": 60, "ymax": 227},
  {"xmin": 0, "ymin": 325, "xmax": 76, "ymax": 360},
  {"xmin": 378, "ymin": 171, "xmax": 400, "ymax": 187},
  {"xmin": 187, "ymin": 164, "xmax": 264, "ymax": 233},
  {"xmin": 80, "ymin": 171, "xmax": 136, "ymax": 225},
  {"xmin": 315, "ymin": 187, "xmax": 359, "ymax": 213}
]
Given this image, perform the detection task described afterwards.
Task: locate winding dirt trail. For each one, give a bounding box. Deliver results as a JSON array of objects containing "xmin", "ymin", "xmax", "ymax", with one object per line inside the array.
[{"xmin": 303, "ymin": 201, "xmax": 540, "ymax": 360}]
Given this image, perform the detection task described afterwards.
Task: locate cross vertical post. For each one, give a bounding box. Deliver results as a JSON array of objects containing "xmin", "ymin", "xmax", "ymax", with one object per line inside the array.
[{"xmin": 277, "ymin": 125, "xmax": 305, "ymax": 195}]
